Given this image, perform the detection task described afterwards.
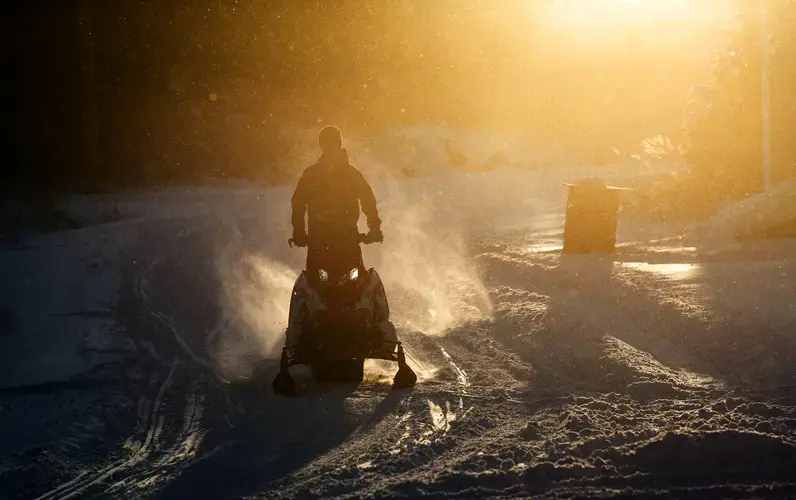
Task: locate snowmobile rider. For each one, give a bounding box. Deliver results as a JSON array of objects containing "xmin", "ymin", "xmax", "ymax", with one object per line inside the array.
[{"xmin": 289, "ymin": 125, "xmax": 383, "ymax": 273}]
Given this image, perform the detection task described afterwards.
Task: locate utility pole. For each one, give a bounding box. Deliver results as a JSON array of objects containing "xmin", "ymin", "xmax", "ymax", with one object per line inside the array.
[{"xmin": 760, "ymin": 0, "xmax": 772, "ymax": 191}]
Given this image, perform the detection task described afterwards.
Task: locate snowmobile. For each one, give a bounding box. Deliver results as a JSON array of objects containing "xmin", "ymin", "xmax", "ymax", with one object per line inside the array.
[{"xmin": 272, "ymin": 233, "xmax": 417, "ymax": 395}]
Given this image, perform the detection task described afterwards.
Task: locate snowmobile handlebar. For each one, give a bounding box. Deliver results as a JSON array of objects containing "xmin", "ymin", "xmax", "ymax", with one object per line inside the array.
[
  {"xmin": 288, "ymin": 233, "xmax": 382, "ymax": 248},
  {"xmin": 357, "ymin": 232, "xmax": 383, "ymax": 244}
]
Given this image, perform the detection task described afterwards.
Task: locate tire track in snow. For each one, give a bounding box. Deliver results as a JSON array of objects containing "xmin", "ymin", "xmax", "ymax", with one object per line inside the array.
[
  {"xmin": 134, "ymin": 254, "xmax": 237, "ymax": 424},
  {"xmin": 39, "ymin": 252, "xmax": 224, "ymax": 499},
  {"xmin": 152, "ymin": 382, "xmax": 205, "ymax": 469},
  {"xmin": 136, "ymin": 258, "xmax": 211, "ymax": 368},
  {"xmin": 438, "ymin": 345, "xmax": 470, "ymax": 388},
  {"xmin": 105, "ymin": 381, "xmax": 208, "ymax": 493},
  {"xmin": 379, "ymin": 333, "xmax": 474, "ymax": 460},
  {"xmin": 400, "ymin": 331, "xmax": 470, "ymax": 388},
  {"xmin": 35, "ymin": 359, "xmax": 178, "ymax": 500}
]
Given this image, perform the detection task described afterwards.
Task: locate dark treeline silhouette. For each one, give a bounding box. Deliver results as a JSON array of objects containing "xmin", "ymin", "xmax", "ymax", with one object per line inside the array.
[
  {"xmin": 686, "ymin": 0, "xmax": 796, "ymax": 202},
  {"xmin": 3, "ymin": 0, "xmax": 743, "ymax": 198}
]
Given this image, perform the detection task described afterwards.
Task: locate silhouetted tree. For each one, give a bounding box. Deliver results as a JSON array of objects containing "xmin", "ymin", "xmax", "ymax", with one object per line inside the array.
[{"xmin": 686, "ymin": 0, "xmax": 796, "ymax": 202}]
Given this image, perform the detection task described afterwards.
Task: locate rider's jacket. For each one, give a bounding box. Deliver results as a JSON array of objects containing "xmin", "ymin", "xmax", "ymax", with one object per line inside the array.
[{"xmin": 291, "ymin": 148, "xmax": 381, "ymax": 243}]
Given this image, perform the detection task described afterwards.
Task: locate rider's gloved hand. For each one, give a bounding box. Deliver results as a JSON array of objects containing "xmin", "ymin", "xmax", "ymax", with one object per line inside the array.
[
  {"xmin": 366, "ymin": 228, "xmax": 384, "ymax": 244},
  {"xmin": 290, "ymin": 231, "xmax": 309, "ymax": 248}
]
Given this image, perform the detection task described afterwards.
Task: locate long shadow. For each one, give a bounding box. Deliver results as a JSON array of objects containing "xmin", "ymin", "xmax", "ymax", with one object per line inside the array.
[
  {"xmin": 126, "ymin": 210, "xmax": 414, "ymax": 498},
  {"xmin": 523, "ymin": 254, "xmax": 618, "ymax": 392},
  {"xmin": 478, "ymin": 252, "xmax": 634, "ymax": 395},
  {"xmin": 154, "ymin": 364, "xmax": 407, "ymax": 499}
]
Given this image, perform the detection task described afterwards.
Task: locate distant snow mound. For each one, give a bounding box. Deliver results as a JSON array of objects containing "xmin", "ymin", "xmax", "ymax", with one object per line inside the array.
[{"xmin": 694, "ymin": 180, "xmax": 796, "ymax": 248}]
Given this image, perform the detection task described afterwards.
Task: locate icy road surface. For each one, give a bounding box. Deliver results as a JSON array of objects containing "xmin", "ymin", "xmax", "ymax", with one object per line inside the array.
[{"xmin": 2, "ymin": 167, "xmax": 796, "ymax": 499}]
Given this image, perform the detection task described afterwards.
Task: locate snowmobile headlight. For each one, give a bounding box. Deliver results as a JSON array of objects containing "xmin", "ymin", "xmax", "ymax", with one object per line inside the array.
[
  {"xmin": 318, "ymin": 269, "xmax": 329, "ymax": 282},
  {"xmin": 349, "ymin": 267, "xmax": 359, "ymax": 281}
]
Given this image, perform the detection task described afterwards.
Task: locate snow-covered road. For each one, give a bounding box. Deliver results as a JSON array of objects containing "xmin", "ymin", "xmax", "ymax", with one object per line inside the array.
[{"xmin": 2, "ymin": 167, "xmax": 796, "ymax": 499}]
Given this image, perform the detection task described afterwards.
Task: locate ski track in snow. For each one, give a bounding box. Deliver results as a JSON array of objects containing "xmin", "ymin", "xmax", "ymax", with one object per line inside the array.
[{"xmin": 3, "ymin": 169, "xmax": 796, "ymax": 498}]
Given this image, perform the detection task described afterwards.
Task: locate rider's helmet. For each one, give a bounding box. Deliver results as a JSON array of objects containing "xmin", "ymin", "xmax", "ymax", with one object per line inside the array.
[{"xmin": 318, "ymin": 125, "xmax": 343, "ymax": 152}]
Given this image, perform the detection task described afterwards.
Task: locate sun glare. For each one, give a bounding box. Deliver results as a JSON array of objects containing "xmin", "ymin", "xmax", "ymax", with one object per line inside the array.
[
  {"xmin": 547, "ymin": 0, "xmax": 721, "ymax": 29},
  {"xmin": 541, "ymin": 0, "xmax": 735, "ymax": 51}
]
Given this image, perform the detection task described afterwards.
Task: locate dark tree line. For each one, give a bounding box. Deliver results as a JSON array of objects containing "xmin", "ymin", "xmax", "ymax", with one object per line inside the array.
[{"xmin": 3, "ymin": 0, "xmax": 732, "ymax": 197}]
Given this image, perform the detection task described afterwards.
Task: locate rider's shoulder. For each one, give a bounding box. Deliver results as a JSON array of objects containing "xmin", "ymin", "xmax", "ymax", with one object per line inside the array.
[
  {"xmin": 343, "ymin": 162, "xmax": 364, "ymax": 175},
  {"xmin": 302, "ymin": 157, "xmax": 360, "ymax": 177},
  {"xmin": 302, "ymin": 161, "xmax": 324, "ymax": 175}
]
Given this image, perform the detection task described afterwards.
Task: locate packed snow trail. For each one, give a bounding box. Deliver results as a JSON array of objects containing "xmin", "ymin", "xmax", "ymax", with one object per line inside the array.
[{"xmin": 2, "ymin": 167, "xmax": 796, "ymax": 499}]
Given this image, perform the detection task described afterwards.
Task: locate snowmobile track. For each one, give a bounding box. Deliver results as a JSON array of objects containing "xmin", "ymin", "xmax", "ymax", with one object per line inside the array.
[{"xmin": 35, "ymin": 360, "xmax": 178, "ymax": 500}]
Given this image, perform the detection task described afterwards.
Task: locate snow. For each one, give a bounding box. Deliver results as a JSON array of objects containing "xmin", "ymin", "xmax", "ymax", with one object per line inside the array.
[
  {"xmin": 695, "ymin": 179, "xmax": 796, "ymax": 249},
  {"xmin": 1, "ymin": 161, "xmax": 795, "ymax": 498},
  {"xmin": 0, "ymin": 223, "xmax": 136, "ymax": 389}
]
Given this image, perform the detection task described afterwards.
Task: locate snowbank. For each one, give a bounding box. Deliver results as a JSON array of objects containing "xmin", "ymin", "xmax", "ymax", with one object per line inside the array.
[
  {"xmin": 693, "ymin": 180, "xmax": 796, "ymax": 251},
  {"xmin": 0, "ymin": 223, "xmax": 136, "ymax": 388}
]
